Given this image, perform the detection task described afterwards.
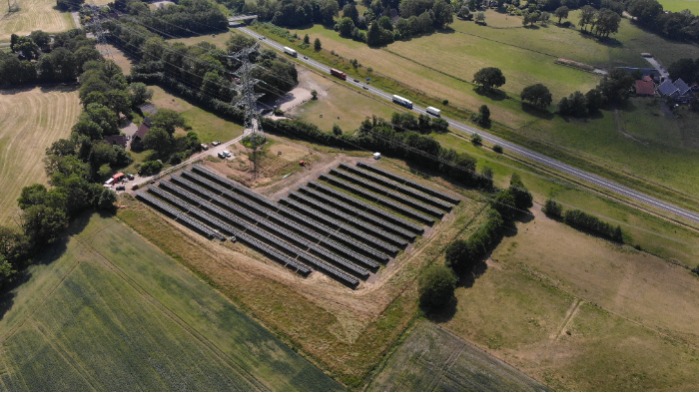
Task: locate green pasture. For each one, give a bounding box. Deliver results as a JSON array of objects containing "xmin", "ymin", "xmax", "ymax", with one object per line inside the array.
[
  {"xmin": 0, "ymin": 214, "xmax": 341, "ymax": 391},
  {"xmin": 370, "ymin": 322, "xmax": 549, "ymax": 391},
  {"xmin": 657, "ymin": 0, "xmax": 699, "ymax": 13}
]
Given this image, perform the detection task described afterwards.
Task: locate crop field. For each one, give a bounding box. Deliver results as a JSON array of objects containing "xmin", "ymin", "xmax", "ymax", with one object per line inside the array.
[
  {"xmin": 658, "ymin": 0, "xmax": 699, "ymax": 12},
  {"xmin": 0, "ymin": 86, "xmax": 80, "ymax": 225},
  {"xmin": 118, "ymin": 155, "xmax": 487, "ymax": 387},
  {"xmin": 370, "ymin": 322, "xmax": 548, "ymax": 391},
  {"xmin": 443, "ymin": 207, "xmax": 699, "ymax": 391},
  {"xmin": 0, "ymin": 0, "xmax": 74, "ymax": 41},
  {"xmin": 0, "ymin": 214, "xmax": 342, "ymax": 391},
  {"xmin": 150, "ymin": 85, "xmax": 244, "ymax": 144}
]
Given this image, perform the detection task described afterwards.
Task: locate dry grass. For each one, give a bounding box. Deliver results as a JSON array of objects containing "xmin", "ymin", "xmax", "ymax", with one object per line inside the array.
[
  {"xmin": 0, "ymin": 86, "xmax": 80, "ymax": 225},
  {"xmin": 443, "ymin": 206, "xmax": 699, "ymax": 390},
  {"xmin": 0, "ymin": 0, "xmax": 74, "ymax": 40},
  {"xmin": 118, "ymin": 158, "xmax": 486, "ymax": 387},
  {"xmin": 97, "ymin": 44, "xmax": 133, "ymax": 75}
]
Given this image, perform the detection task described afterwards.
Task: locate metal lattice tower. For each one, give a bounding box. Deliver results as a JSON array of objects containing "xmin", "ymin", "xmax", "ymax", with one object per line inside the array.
[
  {"xmin": 89, "ymin": 6, "xmax": 111, "ymax": 58},
  {"xmin": 226, "ymin": 44, "xmax": 264, "ymax": 135}
]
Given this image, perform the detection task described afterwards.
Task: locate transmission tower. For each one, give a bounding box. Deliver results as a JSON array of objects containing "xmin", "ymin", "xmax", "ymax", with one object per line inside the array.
[
  {"xmin": 89, "ymin": 5, "xmax": 111, "ymax": 58},
  {"xmin": 226, "ymin": 44, "xmax": 265, "ymax": 178}
]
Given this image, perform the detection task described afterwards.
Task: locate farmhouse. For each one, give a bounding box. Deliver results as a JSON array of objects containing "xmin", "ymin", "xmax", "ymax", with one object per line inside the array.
[
  {"xmin": 657, "ymin": 78, "xmax": 693, "ymax": 101},
  {"xmin": 130, "ymin": 121, "xmax": 151, "ymax": 151},
  {"xmin": 104, "ymin": 134, "xmax": 128, "ymax": 148},
  {"xmin": 634, "ymin": 76, "xmax": 655, "ymax": 96}
]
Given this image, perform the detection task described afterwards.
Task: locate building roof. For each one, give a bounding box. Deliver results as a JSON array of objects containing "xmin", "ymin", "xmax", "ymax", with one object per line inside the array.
[
  {"xmin": 642, "ymin": 75, "xmax": 653, "ymax": 82},
  {"xmin": 635, "ymin": 80, "xmax": 655, "ymax": 96},
  {"xmin": 133, "ymin": 123, "xmax": 150, "ymax": 140},
  {"xmin": 657, "ymin": 79, "xmax": 679, "ymax": 97},
  {"xmin": 674, "ymin": 78, "xmax": 691, "ymax": 96},
  {"xmin": 104, "ymin": 135, "xmax": 128, "ymax": 148}
]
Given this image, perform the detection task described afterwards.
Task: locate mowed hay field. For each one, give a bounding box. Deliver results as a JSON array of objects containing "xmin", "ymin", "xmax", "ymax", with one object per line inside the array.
[
  {"xmin": 0, "ymin": 87, "xmax": 80, "ymax": 225},
  {"xmin": 443, "ymin": 207, "xmax": 699, "ymax": 390},
  {"xmin": 370, "ymin": 322, "xmax": 549, "ymax": 391},
  {"xmin": 0, "ymin": 0, "xmax": 74, "ymax": 40},
  {"xmin": 0, "ymin": 214, "xmax": 342, "ymax": 391}
]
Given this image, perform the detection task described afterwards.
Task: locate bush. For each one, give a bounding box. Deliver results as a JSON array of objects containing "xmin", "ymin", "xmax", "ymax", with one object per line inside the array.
[
  {"xmin": 471, "ymin": 133, "xmax": 482, "ymax": 146},
  {"xmin": 419, "ymin": 264, "xmax": 457, "ymax": 311},
  {"xmin": 138, "ymin": 160, "xmax": 163, "ymax": 176},
  {"xmin": 563, "ymin": 209, "xmax": 623, "ymax": 243},
  {"xmin": 445, "ymin": 240, "xmax": 475, "ymax": 273},
  {"xmin": 542, "ymin": 198, "xmax": 562, "ymax": 219},
  {"xmin": 493, "ymin": 144, "xmax": 503, "ymax": 153},
  {"xmin": 508, "ymin": 173, "xmax": 533, "ymax": 211}
]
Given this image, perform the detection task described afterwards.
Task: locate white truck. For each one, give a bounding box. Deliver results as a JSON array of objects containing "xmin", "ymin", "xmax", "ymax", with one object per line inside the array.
[
  {"xmin": 283, "ymin": 46, "xmax": 298, "ymax": 57},
  {"xmin": 425, "ymin": 106, "xmax": 441, "ymax": 117},
  {"xmin": 392, "ymin": 95, "xmax": 413, "ymax": 109}
]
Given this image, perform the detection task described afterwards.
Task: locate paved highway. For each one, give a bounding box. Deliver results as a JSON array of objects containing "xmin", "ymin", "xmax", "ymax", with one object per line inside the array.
[{"xmin": 238, "ymin": 26, "xmax": 699, "ymax": 225}]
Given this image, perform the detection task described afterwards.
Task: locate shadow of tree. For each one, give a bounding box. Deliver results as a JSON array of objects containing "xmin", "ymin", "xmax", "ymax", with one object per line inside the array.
[
  {"xmin": 475, "ymin": 86, "xmax": 508, "ymax": 101},
  {"xmin": 521, "ymin": 103, "xmax": 555, "ymax": 120}
]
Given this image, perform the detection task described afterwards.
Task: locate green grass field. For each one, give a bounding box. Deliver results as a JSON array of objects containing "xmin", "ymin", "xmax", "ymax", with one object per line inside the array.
[
  {"xmin": 370, "ymin": 322, "xmax": 549, "ymax": 391},
  {"xmin": 657, "ymin": 0, "xmax": 699, "ymax": 12},
  {"xmin": 0, "ymin": 214, "xmax": 342, "ymax": 391}
]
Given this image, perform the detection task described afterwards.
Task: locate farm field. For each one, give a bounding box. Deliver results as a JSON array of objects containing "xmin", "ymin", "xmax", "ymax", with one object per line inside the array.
[
  {"xmin": 0, "ymin": 86, "xmax": 80, "ymax": 225},
  {"xmin": 0, "ymin": 0, "xmax": 74, "ymax": 41},
  {"xmin": 443, "ymin": 207, "xmax": 699, "ymax": 391},
  {"xmin": 149, "ymin": 85, "xmax": 244, "ymax": 144},
  {"xmin": 118, "ymin": 155, "xmax": 488, "ymax": 387},
  {"xmin": 0, "ymin": 214, "xmax": 342, "ymax": 391},
  {"xmin": 658, "ymin": 0, "xmax": 699, "ymax": 12},
  {"xmin": 370, "ymin": 322, "xmax": 548, "ymax": 391}
]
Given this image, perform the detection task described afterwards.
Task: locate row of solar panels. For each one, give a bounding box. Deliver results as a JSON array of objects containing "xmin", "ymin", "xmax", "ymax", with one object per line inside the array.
[{"xmin": 357, "ymin": 162, "xmax": 461, "ymax": 205}]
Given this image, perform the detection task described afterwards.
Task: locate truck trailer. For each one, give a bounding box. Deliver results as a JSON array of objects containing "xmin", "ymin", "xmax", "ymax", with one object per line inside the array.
[
  {"xmin": 330, "ymin": 68, "xmax": 347, "ymax": 80},
  {"xmin": 392, "ymin": 95, "xmax": 413, "ymax": 109},
  {"xmin": 283, "ymin": 46, "xmax": 298, "ymax": 57},
  {"xmin": 425, "ymin": 106, "xmax": 441, "ymax": 117}
]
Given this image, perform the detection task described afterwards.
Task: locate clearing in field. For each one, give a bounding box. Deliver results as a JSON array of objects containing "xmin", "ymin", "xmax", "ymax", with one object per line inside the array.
[
  {"xmin": 370, "ymin": 321, "xmax": 548, "ymax": 391},
  {"xmin": 149, "ymin": 85, "xmax": 244, "ymax": 144},
  {"xmin": 0, "ymin": 214, "xmax": 342, "ymax": 391},
  {"xmin": 0, "ymin": 0, "xmax": 74, "ymax": 41},
  {"xmin": 443, "ymin": 206, "xmax": 699, "ymax": 390},
  {"xmin": 97, "ymin": 44, "xmax": 133, "ymax": 75},
  {"xmin": 0, "ymin": 86, "xmax": 80, "ymax": 225},
  {"xmin": 290, "ymin": 68, "xmax": 397, "ymax": 131}
]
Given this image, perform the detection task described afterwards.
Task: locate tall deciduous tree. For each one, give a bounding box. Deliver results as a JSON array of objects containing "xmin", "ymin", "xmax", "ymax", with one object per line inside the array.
[
  {"xmin": 521, "ymin": 83, "xmax": 552, "ymax": 110},
  {"xmin": 419, "ymin": 264, "xmax": 457, "ymax": 311},
  {"xmin": 473, "ymin": 67, "xmax": 506, "ymax": 91}
]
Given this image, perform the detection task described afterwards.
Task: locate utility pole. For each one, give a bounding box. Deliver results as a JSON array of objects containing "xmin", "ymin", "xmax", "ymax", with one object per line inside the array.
[{"xmin": 226, "ymin": 45, "xmax": 264, "ymax": 179}]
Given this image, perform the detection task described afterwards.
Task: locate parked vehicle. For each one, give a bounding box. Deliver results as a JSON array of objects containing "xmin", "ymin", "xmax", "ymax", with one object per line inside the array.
[
  {"xmin": 425, "ymin": 106, "xmax": 441, "ymax": 117},
  {"xmin": 283, "ymin": 46, "xmax": 298, "ymax": 57},
  {"xmin": 330, "ymin": 68, "xmax": 347, "ymax": 80},
  {"xmin": 392, "ymin": 95, "xmax": 413, "ymax": 109},
  {"xmin": 200, "ymin": 143, "xmax": 209, "ymax": 150},
  {"xmin": 211, "ymin": 141, "xmax": 221, "ymax": 146}
]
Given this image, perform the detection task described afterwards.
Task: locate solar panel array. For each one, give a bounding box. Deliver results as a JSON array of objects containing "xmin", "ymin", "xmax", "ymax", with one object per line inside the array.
[{"xmin": 137, "ymin": 163, "xmax": 459, "ymax": 288}]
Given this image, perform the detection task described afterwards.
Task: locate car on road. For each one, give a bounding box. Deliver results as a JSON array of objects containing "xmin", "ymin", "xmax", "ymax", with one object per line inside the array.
[
  {"xmin": 303, "ymin": 55, "xmax": 308, "ymax": 59},
  {"xmin": 353, "ymin": 78, "xmax": 359, "ymax": 82},
  {"xmin": 222, "ymin": 150, "xmax": 232, "ymax": 158},
  {"xmin": 200, "ymin": 143, "xmax": 209, "ymax": 150},
  {"xmin": 211, "ymin": 141, "xmax": 221, "ymax": 146},
  {"xmin": 116, "ymin": 185, "xmax": 126, "ymax": 191},
  {"xmin": 127, "ymin": 173, "xmax": 135, "ymax": 180},
  {"xmin": 258, "ymin": 36, "xmax": 265, "ymax": 40},
  {"xmin": 363, "ymin": 85, "xmax": 369, "ymax": 90}
]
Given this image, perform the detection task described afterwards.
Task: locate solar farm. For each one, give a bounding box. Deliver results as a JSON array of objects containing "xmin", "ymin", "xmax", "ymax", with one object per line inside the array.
[{"xmin": 136, "ymin": 162, "xmax": 459, "ymax": 288}]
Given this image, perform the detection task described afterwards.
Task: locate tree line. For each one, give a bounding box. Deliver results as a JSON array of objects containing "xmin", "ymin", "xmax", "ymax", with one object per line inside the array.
[
  {"xmin": 112, "ymin": 0, "xmax": 228, "ymax": 37},
  {"xmin": 420, "ymin": 173, "xmax": 534, "ymax": 312},
  {"xmin": 543, "ymin": 199, "xmax": 623, "ymax": 242}
]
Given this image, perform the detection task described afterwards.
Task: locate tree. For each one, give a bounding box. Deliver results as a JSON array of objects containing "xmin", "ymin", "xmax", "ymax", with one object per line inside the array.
[
  {"xmin": 313, "ymin": 37, "xmax": 322, "ymax": 51},
  {"xmin": 554, "ymin": 5, "xmax": 569, "ymax": 23},
  {"xmin": 521, "ymin": 83, "xmax": 552, "ymax": 110},
  {"xmin": 626, "ymin": 0, "xmax": 663, "ymax": 26},
  {"xmin": 472, "ymin": 104, "xmax": 491, "ymax": 127},
  {"xmin": 419, "ymin": 264, "xmax": 457, "ymax": 311},
  {"xmin": 540, "ymin": 11, "xmax": 551, "ymax": 25},
  {"xmin": 473, "ymin": 67, "xmax": 506, "ymax": 91},
  {"xmin": 668, "ymin": 58, "xmax": 699, "ymax": 84},
  {"xmin": 143, "ymin": 127, "xmax": 174, "ymax": 155},
  {"xmin": 129, "ymin": 82, "xmax": 153, "ymax": 107},
  {"xmin": 337, "ymin": 17, "xmax": 356, "ymax": 37},
  {"xmin": 578, "ymin": 5, "xmax": 596, "ymax": 31},
  {"xmin": 342, "ymin": 3, "xmax": 359, "ymax": 22},
  {"xmin": 332, "ymin": 124, "xmax": 343, "ymax": 135},
  {"xmin": 97, "ymin": 188, "xmax": 117, "ymax": 213},
  {"xmin": 457, "ymin": 5, "xmax": 472, "ymax": 20},
  {"xmin": 508, "ymin": 173, "xmax": 533, "ymax": 210},
  {"xmin": 475, "ymin": 11, "xmax": 486, "ymax": 24},
  {"xmin": 593, "ymin": 8, "xmax": 620, "ymax": 38},
  {"xmin": 558, "ymin": 91, "xmax": 588, "ymax": 117},
  {"xmin": 471, "ymin": 133, "xmax": 482, "ymax": 145},
  {"xmin": 13, "ymin": 36, "xmax": 40, "ymax": 60},
  {"xmin": 138, "ymin": 160, "xmax": 163, "ymax": 176},
  {"xmin": 432, "ymin": 0, "xmax": 454, "ymax": 28},
  {"xmin": 303, "ymin": 34, "xmax": 310, "ymax": 44},
  {"xmin": 29, "ymin": 30, "xmax": 51, "ymax": 52},
  {"xmin": 21, "ymin": 205, "xmax": 68, "ymax": 247},
  {"xmin": 493, "ymin": 189, "xmax": 518, "ymax": 221},
  {"xmin": 150, "ymin": 109, "xmax": 186, "ymax": 134},
  {"xmin": 445, "ymin": 239, "xmax": 477, "ymax": 273},
  {"xmin": 367, "ymin": 21, "xmax": 383, "ymax": 46},
  {"xmin": 542, "ymin": 198, "xmax": 562, "ymax": 219}
]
